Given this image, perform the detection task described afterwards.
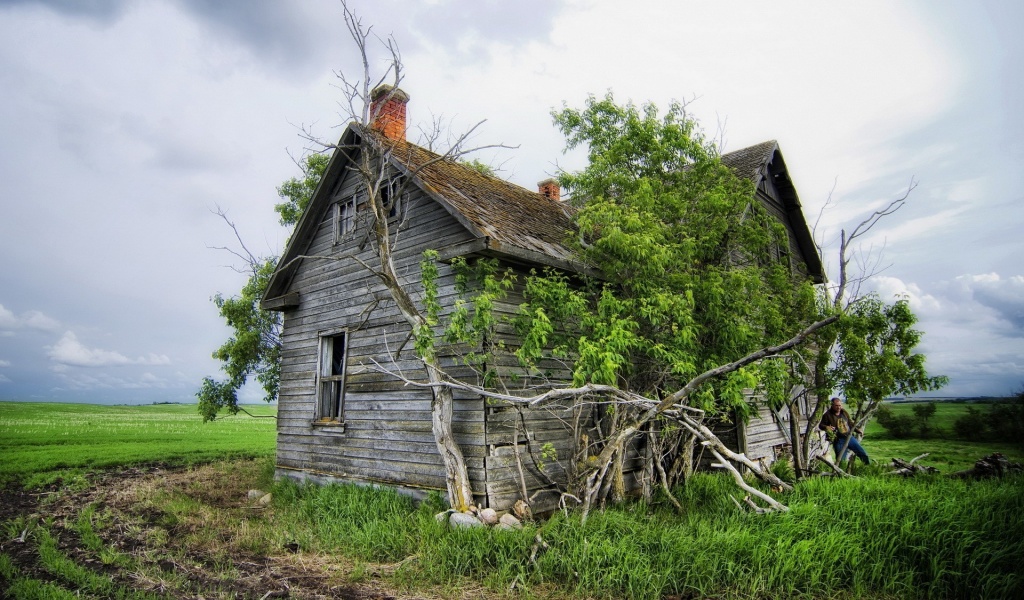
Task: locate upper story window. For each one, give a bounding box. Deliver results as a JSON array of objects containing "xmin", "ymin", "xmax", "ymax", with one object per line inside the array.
[
  {"xmin": 334, "ymin": 196, "xmax": 356, "ymax": 244},
  {"xmin": 332, "ymin": 177, "xmax": 405, "ymax": 244},
  {"xmin": 382, "ymin": 177, "xmax": 404, "ymax": 219}
]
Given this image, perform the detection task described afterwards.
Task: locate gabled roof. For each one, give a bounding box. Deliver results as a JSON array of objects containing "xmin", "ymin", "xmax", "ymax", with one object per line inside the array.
[
  {"xmin": 721, "ymin": 141, "xmax": 824, "ymax": 283},
  {"xmin": 367, "ymin": 127, "xmax": 576, "ymax": 263},
  {"xmin": 262, "ymin": 124, "xmax": 577, "ymax": 308}
]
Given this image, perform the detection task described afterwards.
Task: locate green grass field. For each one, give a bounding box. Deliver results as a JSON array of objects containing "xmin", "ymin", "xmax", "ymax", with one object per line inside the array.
[
  {"xmin": 2, "ymin": 400, "xmax": 1022, "ymax": 599},
  {"xmin": 0, "ymin": 401, "xmax": 276, "ymax": 486},
  {"xmin": 863, "ymin": 401, "xmax": 1024, "ymax": 472}
]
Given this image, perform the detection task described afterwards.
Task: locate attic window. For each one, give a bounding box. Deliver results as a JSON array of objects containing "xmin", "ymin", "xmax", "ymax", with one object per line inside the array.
[
  {"xmin": 333, "ymin": 197, "xmax": 356, "ymax": 243},
  {"xmin": 382, "ymin": 177, "xmax": 404, "ymax": 219},
  {"xmin": 315, "ymin": 331, "xmax": 347, "ymax": 427}
]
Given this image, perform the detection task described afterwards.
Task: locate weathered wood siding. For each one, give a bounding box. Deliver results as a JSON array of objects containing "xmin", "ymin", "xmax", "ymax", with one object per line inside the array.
[
  {"xmin": 708, "ymin": 389, "xmax": 817, "ymax": 466},
  {"xmin": 477, "ymin": 279, "xmax": 650, "ymax": 512},
  {"xmin": 275, "ymin": 162, "xmax": 489, "ymax": 501}
]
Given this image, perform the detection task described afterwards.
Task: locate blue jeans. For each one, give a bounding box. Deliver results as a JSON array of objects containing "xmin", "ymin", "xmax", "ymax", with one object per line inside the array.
[{"xmin": 833, "ymin": 435, "xmax": 870, "ymax": 464}]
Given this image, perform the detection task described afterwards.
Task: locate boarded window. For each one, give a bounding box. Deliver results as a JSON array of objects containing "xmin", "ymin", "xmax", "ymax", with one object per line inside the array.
[{"xmin": 316, "ymin": 332, "xmax": 347, "ymax": 423}]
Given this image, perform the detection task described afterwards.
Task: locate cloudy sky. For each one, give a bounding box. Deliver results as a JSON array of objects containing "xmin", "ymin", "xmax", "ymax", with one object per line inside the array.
[{"xmin": 0, "ymin": 0, "xmax": 1021, "ymax": 404}]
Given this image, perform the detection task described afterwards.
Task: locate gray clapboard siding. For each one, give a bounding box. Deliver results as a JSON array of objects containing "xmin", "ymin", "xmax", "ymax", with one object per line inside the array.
[{"xmin": 272, "ymin": 166, "xmax": 494, "ymax": 494}]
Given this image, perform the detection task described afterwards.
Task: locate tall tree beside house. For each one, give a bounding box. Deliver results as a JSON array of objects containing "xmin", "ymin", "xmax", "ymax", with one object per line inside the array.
[
  {"xmin": 197, "ymin": 153, "xmax": 328, "ymax": 422},
  {"xmin": 502, "ymin": 95, "xmax": 821, "ymax": 504},
  {"xmin": 523, "ymin": 94, "xmax": 817, "ymax": 407},
  {"xmin": 453, "ymin": 95, "xmax": 945, "ymax": 505}
]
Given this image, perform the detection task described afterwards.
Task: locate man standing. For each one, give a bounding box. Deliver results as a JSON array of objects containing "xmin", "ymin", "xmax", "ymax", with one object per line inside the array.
[{"xmin": 819, "ymin": 397, "xmax": 870, "ymax": 465}]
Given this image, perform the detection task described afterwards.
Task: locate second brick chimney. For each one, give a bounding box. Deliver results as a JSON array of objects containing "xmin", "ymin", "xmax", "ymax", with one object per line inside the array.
[
  {"xmin": 370, "ymin": 85, "xmax": 410, "ymax": 141},
  {"xmin": 537, "ymin": 178, "xmax": 561, "ymax": 202}
]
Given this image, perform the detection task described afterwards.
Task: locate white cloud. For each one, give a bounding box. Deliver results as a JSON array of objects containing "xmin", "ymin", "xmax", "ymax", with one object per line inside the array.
[
  {"xmin": 0, "ymin": 359, "xmax": 11, "ymax": 367},
  {"xmin": 21, "ymin": 310, "xmax": 62, "ymax": 332},
  {"xmin": 0, "ymin": 304, "xmax": 19, "ymax": 329},
  {"xmin": 861, "ymin": 272, "xmax": 1024, "ymax": 396},
  {"xmin": 0, "ymin": 303, "xmax": 61, "ymax": 332},
  {"xmin": 858, "ymin": 207, "xmax": 967, "ymax": 250},
  {"xmin": 0, "ymin": 373, "xmax": 10, "ymax": 383},
  {"xmin": 871, "ymin": 276, "xmax": 942, "ymax": 315},
  {"xmin": 46, "ymin": 331, "xmax": 171, "ymax": 367}
]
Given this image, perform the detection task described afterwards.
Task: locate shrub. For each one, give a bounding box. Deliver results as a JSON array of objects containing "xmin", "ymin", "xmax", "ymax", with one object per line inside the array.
[
  {"xmin": 953, "ymin": 406, "xmax": 987, "ymax": 441},
  {"xmin": 875, "ymin": 405, "xmax": 917, "ymax": 438},
  {"xmin": 952, "ymin": 397, "xmax": 1024, "ymax": 444},
  {"xmin": 986, "ymin": 399, "xmax": 1024, "ymax": 444},
  {"xmin": 769, "ymin": 457, "xmax": 795, "ymax": 484}
]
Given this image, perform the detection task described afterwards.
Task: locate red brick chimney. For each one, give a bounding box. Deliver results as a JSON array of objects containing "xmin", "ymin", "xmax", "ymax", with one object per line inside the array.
[
  {"xmin": 369, "ymin": 85, "xmax": 410, "ymax": 141},
  {"xmin": 538, "ymin": 178, "xmax": 560, "ymax": 202}
]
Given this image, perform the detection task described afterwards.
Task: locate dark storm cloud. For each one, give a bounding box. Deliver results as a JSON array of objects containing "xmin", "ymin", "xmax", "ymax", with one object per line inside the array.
[
  {"xmin": 410, "ymin": 0, "xmax": 562, "ymax": 47},
  {"xmin": 1, "ymin": 0, "xmax": 336, "ymax": 73},
  {"xmin": 174, "ymin": 0, "xmax": 335, "ymax": 72},
  {"xmin": 970, "ymin": 279, "xmax": 1024, "ymax": 335},
  {"xmin": 0, "ymin": 0, "xmax": 128, "ymax": 22}
]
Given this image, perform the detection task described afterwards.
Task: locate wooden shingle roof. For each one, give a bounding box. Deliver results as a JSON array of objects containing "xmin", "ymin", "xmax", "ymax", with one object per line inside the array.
[
  {"xmin": 366, "ymin": 127, "xmax": 576, "ymax": 264},
  {"xmin": 720, "ymin": 140, "xmax": 778, "ymax": 183}
]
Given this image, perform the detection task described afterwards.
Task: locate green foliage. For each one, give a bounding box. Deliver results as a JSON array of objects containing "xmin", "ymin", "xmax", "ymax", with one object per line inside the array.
[
  {"xmin": 459, "ymin": 158, "xmax": 496, "ymax": 177},
  {"xmin": 274, "ymin": 152, "xmax": 331, "ymax": 226},
  {"xmin": 199, "ymin": 152, "xmax": 328, "ymax": 420},
  {"xmin": 198, "ymin": 258, "xmax": 281, "ymax": 421},
  {"xmin": 953, "ymin": 405, "xmax": 988, "ymax": 441},
  {"xmin": 424, "ymin": 254, "xmax": 515, "ymax": 386},
  {"xmin": 952, "ymin": 393, "xmax": 1024, "ymax": 444},
  {"xmin": 826, "ymin": 297, "xmax": 947, "ymax": 408},
  {"xmin": 874, "ymin": 404, "xmax": 917, "ymax": 439},
  {"xmin": 514, "ymin": 93, "xmax": 816, "ymax": 413}
]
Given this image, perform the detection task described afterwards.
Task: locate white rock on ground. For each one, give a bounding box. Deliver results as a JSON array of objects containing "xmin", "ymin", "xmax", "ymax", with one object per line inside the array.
[
  {"xmin": 479, "ymin": 507, "xmax": 498, "ymax": 525},
  {"xmin": 449, "ymin": 512, "xmax": 485, "ymax": 528}
]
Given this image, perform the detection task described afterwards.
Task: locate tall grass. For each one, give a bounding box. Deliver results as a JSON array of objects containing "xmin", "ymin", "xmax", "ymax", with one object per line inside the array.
[{"xmin": 277, "ymin": 472, "xmax": 1024, "ymax": 599}]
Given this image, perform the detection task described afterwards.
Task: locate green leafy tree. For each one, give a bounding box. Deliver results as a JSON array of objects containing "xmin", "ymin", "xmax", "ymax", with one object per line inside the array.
[
  {"xmin": 198, "ymin": 153, "xmax": 328, "ymax": 421},
  {"xmin": 519, "ymin": 93, "xmax": 816, "ymax": 411},
  {"xmin": 434, "ymin": 94, "xmax": 945, "ymax": 511}
]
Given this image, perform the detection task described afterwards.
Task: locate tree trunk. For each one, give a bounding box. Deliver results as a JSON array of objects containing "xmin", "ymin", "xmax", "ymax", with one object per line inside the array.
[{"xmin": 789, "ymin": 394, "xmax": 804, "ymax": 477}]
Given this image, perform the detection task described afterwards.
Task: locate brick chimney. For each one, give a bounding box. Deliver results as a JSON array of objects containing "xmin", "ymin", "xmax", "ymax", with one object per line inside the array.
[
  {"xmin": 369, "ymin": 85, "xmax": 409, "ymax": 141},
  {"xmin": 537, "ymin": 178, "xmax": 560, "ymax": 202}
]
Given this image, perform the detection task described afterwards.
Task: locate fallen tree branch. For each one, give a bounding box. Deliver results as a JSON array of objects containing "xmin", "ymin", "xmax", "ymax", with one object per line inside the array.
[{"xmin": 709, "ymin": 447, "xmax": 788, "ymax": 513}]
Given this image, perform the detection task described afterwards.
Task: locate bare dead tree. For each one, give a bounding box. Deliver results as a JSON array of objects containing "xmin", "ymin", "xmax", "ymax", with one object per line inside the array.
[{"xmin": 285, "ymin": 0, "xmax": 517, "ymax": 512}]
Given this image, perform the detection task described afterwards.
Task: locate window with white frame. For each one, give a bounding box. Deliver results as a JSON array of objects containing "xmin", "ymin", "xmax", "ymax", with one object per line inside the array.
[{"xmin": 316, "ymin": 331, "xmax": 347, "ymax": 424}]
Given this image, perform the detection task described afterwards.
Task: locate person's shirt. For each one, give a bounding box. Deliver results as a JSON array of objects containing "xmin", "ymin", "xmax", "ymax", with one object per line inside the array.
[{"xmin": 819, "ymin": 408, "xmax": 853, "ymax": 434}]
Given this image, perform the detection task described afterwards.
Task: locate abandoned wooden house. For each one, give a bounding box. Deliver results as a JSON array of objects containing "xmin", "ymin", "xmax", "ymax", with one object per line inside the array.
[{"xmin": 261, "ymin": 88, "xmax": 825, "ymax": 510}]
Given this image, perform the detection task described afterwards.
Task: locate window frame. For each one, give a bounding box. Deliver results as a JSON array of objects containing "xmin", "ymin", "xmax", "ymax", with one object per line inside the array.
[
  {"xmin": 333, "ymin": 196, "xmax": 357, "ymax": 244},
  {"xmin": 314, "ymin": 329, "xmax": 348, "ymax": 429}
]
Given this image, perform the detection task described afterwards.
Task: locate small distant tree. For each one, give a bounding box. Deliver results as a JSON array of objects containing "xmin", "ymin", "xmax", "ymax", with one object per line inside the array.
[
  {"xmin": 911, "ymin": 402, "xmax": 938, "ymax": 437},
  {"xmin": 874, "ymin": 404, "xmax": 924, "ymax": 439},
  {"xmin": 198, "ymin": 153, "xmax": 328, "ymax": 422}
]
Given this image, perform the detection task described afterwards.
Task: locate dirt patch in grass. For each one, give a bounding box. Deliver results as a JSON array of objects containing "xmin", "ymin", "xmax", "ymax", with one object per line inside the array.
[{"xmin": 0, "ymin": 464, "xmax": 496, "ymax": 600}]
